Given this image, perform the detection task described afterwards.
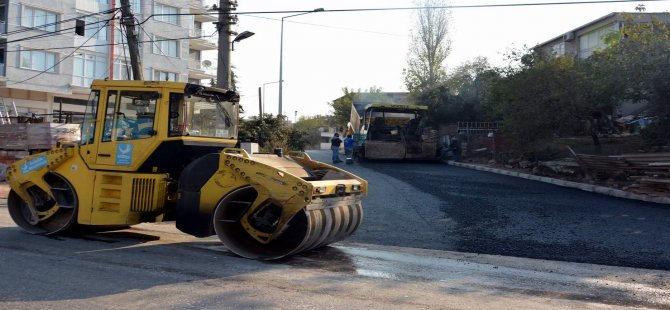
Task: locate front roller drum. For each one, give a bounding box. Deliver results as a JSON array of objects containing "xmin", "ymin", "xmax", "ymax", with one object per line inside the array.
[
  {"xmin": 213, "ymin": 186, "xmax": 363, "ymax": 260},
  {"xmin": 7, "ymin": 174, "xmax": 78, "ymax": 235}
]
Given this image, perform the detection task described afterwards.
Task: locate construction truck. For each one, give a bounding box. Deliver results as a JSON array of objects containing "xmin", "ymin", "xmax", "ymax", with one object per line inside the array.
[
  {"xmin": 5, "ymin": 80, "xmax": 367, "ymax": 260},
  {"xmin": 349, "ymin": 102, "xmax": 439, "ymax": 160}
]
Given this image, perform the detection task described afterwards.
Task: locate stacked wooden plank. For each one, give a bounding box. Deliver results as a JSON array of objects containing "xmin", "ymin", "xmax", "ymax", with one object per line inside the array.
[
  {"xmin": 622, "ymin": 153, "xmax": 670, "ymax": 197},
  {"xmin": 567, "ymin": 146, "xmax": 630, "ymax": 179},
  {"xmin": 568, "ymin": 146, "xmax": 670, "ymax": 197}
]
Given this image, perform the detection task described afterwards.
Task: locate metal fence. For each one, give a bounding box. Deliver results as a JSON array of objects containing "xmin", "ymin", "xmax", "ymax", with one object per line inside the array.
[{"xmin": 457, "ymin": 122, "xmax": 501, "ymax": 136}]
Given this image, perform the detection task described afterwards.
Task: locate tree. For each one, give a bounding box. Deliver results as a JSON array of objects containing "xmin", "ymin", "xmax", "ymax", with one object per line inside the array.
[
  {"xmin": 490, "ymin": 49, "xmax": 592, "ymax": 151},
  {"xmin": 294, "ymin": 115, "xmax": 332, "ymax": 149},
  {"xmin": 403, "ymin": 0, "xmax": 451, "ymax": 93},
  {"xmin": 328, "ymin": 86, "xmax": 383, "ymax": 130},
  {"xmin": 411, "ymin": 56, "xmax": 501, "ymax": 125},
  {"xmin": 328, "ymin": 87, "xmax": 356, "ymax": 130},
  {"xmin": 238, "ymin": 114, "xmax": 306, "ymax": 151},
  {"xmin": 595, "ymin": 14, "xmax": 670, "ymax": 147},
  {"xmin": 445, "ymin": 56, "xmax": 491, "ymax": 97}
]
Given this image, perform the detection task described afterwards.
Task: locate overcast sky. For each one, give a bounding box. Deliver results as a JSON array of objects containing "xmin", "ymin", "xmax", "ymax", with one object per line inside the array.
[{"xmin": 202, "ymin": 0, "xmax": 669, "ymax": 120}]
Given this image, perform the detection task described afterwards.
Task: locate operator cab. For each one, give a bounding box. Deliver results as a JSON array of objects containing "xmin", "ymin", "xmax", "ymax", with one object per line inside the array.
[{"xmin": 78, "ymin": 80, "xmax": 239, "ymax": 176}]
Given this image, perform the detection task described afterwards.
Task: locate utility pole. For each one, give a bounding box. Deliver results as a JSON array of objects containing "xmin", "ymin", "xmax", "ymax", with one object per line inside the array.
[
  {"xmin": 216, "ymin": 0, "xmax": 237, "ymax": 89},
  {"xmin": 120, "ymin": 0, "xmax": 143, "ymax": 80},
  {"xmin": 258, "ymin": 87, "xmax": 262, "ymax": 119}
]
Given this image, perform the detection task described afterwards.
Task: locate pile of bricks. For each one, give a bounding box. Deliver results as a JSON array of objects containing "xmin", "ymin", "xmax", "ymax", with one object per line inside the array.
[{"xmin": 0, "ymin": 123, "xmax": 79, "ymax": 152}]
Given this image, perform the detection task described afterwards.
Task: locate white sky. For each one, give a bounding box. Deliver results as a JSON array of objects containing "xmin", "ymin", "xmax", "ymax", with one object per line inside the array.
[{"xmin": 202, "ymin": 0, "xmax": 669, "ymax": 120}]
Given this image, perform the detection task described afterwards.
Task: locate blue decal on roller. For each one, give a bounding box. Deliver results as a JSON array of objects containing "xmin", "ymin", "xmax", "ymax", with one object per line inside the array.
[
  {"xmin": 116, "ymin": 143, "xmax": 133, "ymax": 165},
  {"xmin": 20, "ymin": 156, "xmax": 48, "ymax": 174}
]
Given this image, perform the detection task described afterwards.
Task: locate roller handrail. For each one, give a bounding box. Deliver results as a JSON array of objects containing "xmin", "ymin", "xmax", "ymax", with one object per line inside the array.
[
  {"xmin": 222, "ymin": 147, "xmax": 250, "ymax": 158},
  {"xmin": 287, "ymin": 151, "xmax": 311, "ymax": 160}
]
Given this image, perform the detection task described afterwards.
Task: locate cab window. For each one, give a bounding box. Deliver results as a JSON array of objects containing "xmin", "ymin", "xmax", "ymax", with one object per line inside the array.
[
  {"xmin": 102, "ymin": 90, "xmax": 159, "ymax": 142},
  {"xmin": 80, "ymin": 90, "xmax": 99, "ymax": 145}
]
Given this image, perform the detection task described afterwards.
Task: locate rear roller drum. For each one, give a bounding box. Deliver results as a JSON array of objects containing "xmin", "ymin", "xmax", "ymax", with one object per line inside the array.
[
  {"xmin": 7, "ymin": 173, "xmax": 78, "ymax": 235},
  {"xmin": 213, "ymin": 186, "xmax": 363, "ymax": 260}
]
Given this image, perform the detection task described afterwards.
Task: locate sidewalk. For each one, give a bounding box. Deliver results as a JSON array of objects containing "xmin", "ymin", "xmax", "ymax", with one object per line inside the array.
[{"xmin": 448, "ymin": 161, "xmax": 670, "ymax": 205}]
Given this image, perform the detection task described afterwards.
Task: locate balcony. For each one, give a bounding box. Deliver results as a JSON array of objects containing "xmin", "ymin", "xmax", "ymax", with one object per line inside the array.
[
  {"xmin": 188, "ymin": 58, "xmax": 214, "ymax": 80},
  {"xmin": 188, "ymin": 58, "xmax": 203, "ymax": 70},
  {"xmin": 189, "ymin": 0, "xmax": 217, "ymax": 22},
  {"xmin": 189, "ymin": 28, "xmax": 216, "ymax": 50},
  {"xmin": 190, "ymin": 27, "xmax": 204, "ymax": 38}
]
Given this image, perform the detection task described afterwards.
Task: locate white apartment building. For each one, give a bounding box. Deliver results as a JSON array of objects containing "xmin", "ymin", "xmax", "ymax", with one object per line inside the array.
[
  {"xmin": 536, "ymin": 12, "xmax": 670, "ymax": 60},
  {"xmin": 0, "ymin": 0, "xmax": 217, "ymax": 121}
]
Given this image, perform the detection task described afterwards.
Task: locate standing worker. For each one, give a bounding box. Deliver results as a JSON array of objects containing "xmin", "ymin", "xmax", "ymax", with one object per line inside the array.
[
  {"xmin": 449, "ymin": 135, "xmax": 462, "ymax": 162},
  {"xmin": 331, "ymin": 133, "xmax": 343, "ymax": 163},
  {"xmin": 343, "ymin": 134, "xmax": 355, "ymax": 164}
]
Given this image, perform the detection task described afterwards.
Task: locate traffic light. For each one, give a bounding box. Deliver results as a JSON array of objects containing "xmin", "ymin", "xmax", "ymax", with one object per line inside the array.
[{"xmin": 75, "ymin": 19, "xmax": 85, "ymax": 36}]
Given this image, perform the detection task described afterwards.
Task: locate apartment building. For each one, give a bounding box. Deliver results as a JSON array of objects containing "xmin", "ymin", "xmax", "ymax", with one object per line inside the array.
[
  {"xmin": 535, "ymin": 12, "xmax": 670, "ymax": 116},
  {"xmin": 536, "ymin": 12, "xmax": 670, "ymax": 59},
  {"xmin": 0, "ymin": 0, "xmax": 217, "ymax": 121}
]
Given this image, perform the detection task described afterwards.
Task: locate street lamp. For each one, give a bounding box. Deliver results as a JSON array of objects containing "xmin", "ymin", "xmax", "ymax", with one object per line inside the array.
[
  {"xmin": 232, "ymin": 30, "xmax": 255, "ymax": 51},
  {"xmin": 278, "ymin": 8, "xmax": 324, "ymax": 115},
  {"xmin": 262, "ymin": 80, "xmax": 282, "ymax": 115},
  {"xmin": 218, "ymin": 29, "xmax": 254, "ymax": 89}
]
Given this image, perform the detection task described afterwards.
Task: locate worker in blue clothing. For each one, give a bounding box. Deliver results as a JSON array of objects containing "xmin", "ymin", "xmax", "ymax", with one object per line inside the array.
[
  {"xmin": 343, "ymin": 134, "xmax": 355, "ymax": 164},
  {"xmin": 331, "ymin": 133, "xmax": 343, "ymax": 163}
]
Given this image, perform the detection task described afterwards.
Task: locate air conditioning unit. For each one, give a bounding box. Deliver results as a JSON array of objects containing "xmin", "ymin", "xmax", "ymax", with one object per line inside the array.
[{"xmin": 563, "ymin": 32, "xmax": 576, "ymax": 42}]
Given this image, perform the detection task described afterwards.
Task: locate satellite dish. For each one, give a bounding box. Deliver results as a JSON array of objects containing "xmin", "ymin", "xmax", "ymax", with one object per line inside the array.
[{"xmin": 202, "ymin": 60, "xmax": 212, "ymax": 68}]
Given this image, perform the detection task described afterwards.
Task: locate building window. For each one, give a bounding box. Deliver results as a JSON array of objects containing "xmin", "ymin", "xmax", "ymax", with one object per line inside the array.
[
  {"xmin": 154, "ymin": 3, "xmax": 178, "ymax": 25},
  {"xmin": 73, "ymin": 53, "xmax": 107, "ymax": 87},
  {"xmin": 130, "ymin": 0, "xmax": 141, "ymax": 14},
  {"xmin": 22, "ymin": 6, "xmax": 57, "ymax": 32},
  {"xmin": 154, "ymin": 70, "xmax": 177, "ymax": 82},
  {"xmin": 113, "ymin": 58, "xmax": 131, "ymax": 80},
  {"xmin": 20, "ymin": 50, "xmax": 57, "ymax": 72},
  {"xmin": 578, "ymin": 23, "xmax": 618, "ymax": 59},
  {"xmin": 0, "ymin": 47, "xmax": 5, "ymax": 76},
  {"xmin": 153, "ymin": 36, "xmax": 178, "ymax": 57},
  {"xmin": 81, "ymin": 15, "xmax": 108, "ymax": 41},
  {"xmin": 551, "ymin": 42, "xmax": 565, "ymax": 56}
]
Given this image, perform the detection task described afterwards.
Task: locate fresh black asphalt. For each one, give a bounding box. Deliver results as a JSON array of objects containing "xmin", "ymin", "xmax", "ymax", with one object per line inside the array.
[{"xmin": 340, "ymin": 159, "xmax": 670, "ymax": 271}]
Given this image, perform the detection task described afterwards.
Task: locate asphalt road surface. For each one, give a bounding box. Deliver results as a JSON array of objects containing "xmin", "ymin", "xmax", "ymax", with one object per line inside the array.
[
  {"xmin": 312, "ymin": 151, "xmax": 670, "ymax": 271},
  {"xmin": 0, "ymin": 150, "xmax": 669, "ymax": 309}
]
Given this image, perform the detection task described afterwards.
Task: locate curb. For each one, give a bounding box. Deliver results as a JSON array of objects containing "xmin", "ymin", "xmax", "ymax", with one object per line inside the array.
[{"xmin": 448, "ymin": 161, "xmax": 670, "ymax": 205}]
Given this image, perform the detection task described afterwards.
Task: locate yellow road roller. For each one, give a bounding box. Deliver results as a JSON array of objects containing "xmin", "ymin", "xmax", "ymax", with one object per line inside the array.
[{"xmin": 5, "ymin": 80, "xmax": 367, "ymax": 260}]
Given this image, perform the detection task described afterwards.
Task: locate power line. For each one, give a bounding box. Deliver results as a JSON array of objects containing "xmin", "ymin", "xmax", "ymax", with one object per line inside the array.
[
  {"xmin": 243, "ymin": 14, "xmax": 407, "ymax": 37},
  {"xmin": 135, "ymin": 18, "xmax": 182, "ymax": 74},
  {"xmin": 150, "ymin": 0, "xmax": 669, "ymax": 17},
  {"xmin": 118, "ymin": 22, "xmax": 131, "ymax": 79},
  {"xmin": 3, "ymin": 34, "xmax": 215, "ymax": 53},
  {"xmin": 8, "ymin": 14, "xmax": 117, "ymax": 86},
  {"xmin": 4, "ymin": 8, "xmax": 118, "ymax": 38},
  {"xmin": 2, "ymin": 18, "xmax": 114, "ymax": 46},
  {"xmin": 1, "ymin": 23, "xmax": 197, "ymax": 46}
]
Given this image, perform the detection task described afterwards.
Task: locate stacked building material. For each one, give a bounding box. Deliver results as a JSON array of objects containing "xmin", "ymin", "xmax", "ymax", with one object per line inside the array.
[
  {"xmin": 569, "ymin": 146, "xmax": 670, "ymax": 198},
  {"xmin": 0, "ymin": 123, "xmax": 80, "ymax": 152}
]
